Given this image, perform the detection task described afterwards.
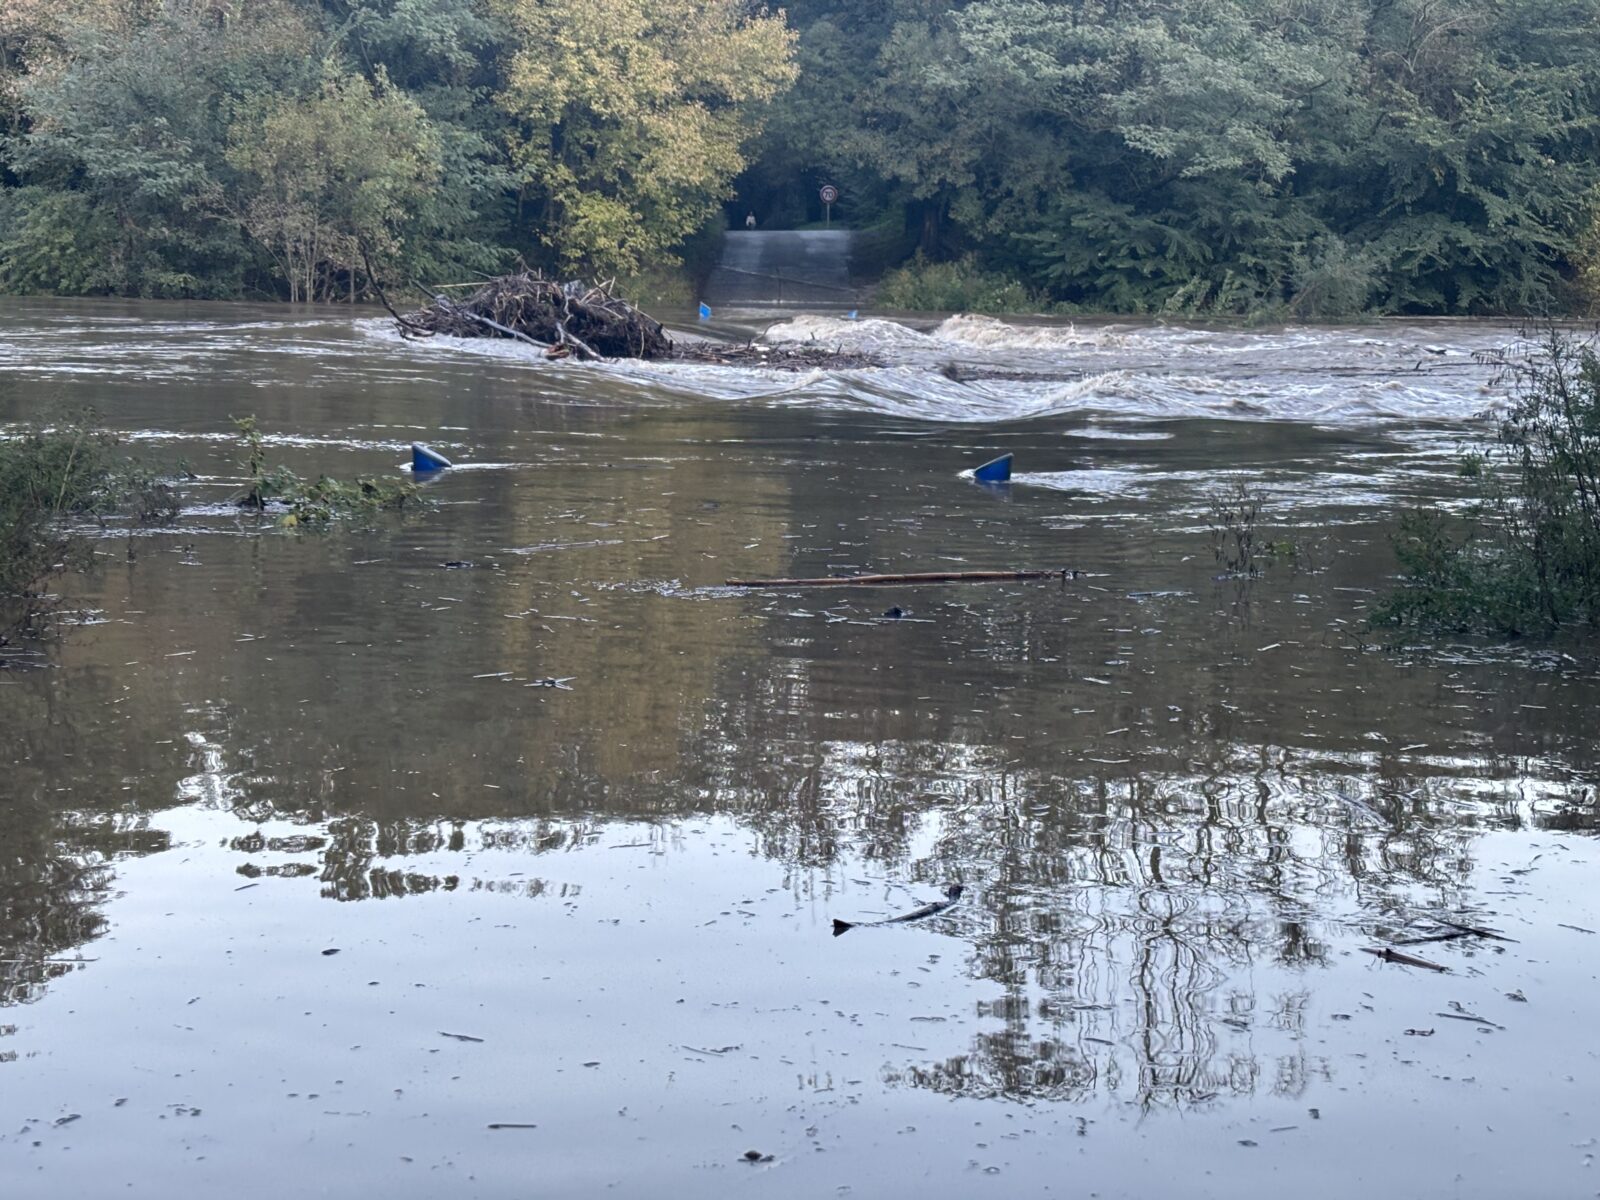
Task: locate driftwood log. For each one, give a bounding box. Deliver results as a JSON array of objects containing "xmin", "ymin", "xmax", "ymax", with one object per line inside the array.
[{"xmin": 725, "ymin": 570, "xmax": 1073, "ymax": 588}]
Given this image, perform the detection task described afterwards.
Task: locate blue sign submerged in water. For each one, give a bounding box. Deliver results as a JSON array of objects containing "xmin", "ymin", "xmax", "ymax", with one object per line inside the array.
[
  {"xmin": 972, "ymin": 453, "xmax": 1013, "ymax": 483},
  {"xmin": 412, "ymin": 443, "xmax": 453, "ymax": 473}
]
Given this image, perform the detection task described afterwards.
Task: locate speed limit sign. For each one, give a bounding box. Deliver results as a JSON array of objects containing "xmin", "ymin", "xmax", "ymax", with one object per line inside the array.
[{"xmin": 820, "ymin": 184, "xmax": 840, "ymax": 226}]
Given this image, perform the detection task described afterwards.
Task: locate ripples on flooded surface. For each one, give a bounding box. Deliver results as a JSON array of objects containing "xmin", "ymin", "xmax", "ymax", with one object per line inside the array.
[{"xmin": 1, "ymin": 298, "xmax": 1597, "ymax": 1199}]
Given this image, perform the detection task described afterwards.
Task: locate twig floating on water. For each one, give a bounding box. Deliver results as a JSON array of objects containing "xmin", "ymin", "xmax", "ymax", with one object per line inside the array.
[
  {"xmin": 439, "ymin": 1031, "xmax": 486, "ymax": 1043},
  {"xmin": 1435, "ymin": 919, "xmax": 1517, "ymax": 942},
  {"xmin": 487, "ymin": 1122, "xmax": 539, "ymax": 1130},
  {"xmin": 1362, "ymin": 946, "xmax": 1450, "ymax": 972}
]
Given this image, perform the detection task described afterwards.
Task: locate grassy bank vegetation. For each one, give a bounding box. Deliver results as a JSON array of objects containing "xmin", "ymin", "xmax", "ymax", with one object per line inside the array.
[
  {"xmin": 0, "ymin": 419, "xmax": 175, "ymax": 639},
  {"xmin": 1, "ymin": 415, "xmax": 423, "ymax": 644},
  {"xmin": 1376, "ymin": 332, "xmax": 1600, "ymax": 637},
  {"xmin": 874, "ymin": 255, "xmax": 1041, "ymax": 316}
]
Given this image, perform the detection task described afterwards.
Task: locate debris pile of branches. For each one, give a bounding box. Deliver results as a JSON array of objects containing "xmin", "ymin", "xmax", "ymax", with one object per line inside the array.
[
  {"xmin": 398, "ymin": 274, "xmax": 672, "ymax": 361},
  {"xmin": 394, "ymin": 273, "xmax": 883, "ymax": 370}
]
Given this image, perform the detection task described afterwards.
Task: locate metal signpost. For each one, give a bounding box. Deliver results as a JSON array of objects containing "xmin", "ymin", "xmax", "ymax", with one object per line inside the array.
[{"xmin": 820, "ymin": 184, "xmax": 839, "ymax": 226}]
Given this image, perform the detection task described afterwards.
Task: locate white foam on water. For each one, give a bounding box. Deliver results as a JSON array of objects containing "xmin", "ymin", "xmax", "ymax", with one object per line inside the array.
[
  {"xmin": 760, "ymin": 314, "xmax": 936, "ymax": 354},
  {"xmin": 350, "ymin": 311, "xmax": 1523, "ymax": 427}
]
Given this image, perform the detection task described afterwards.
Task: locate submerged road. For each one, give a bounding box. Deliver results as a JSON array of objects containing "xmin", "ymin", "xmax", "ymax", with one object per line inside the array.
[{"xmin": 703, "ymin": 229, "xmax": 856, "ymax": 305}]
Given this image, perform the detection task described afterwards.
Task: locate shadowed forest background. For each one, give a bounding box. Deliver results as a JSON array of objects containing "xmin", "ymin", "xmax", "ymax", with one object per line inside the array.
[{"xmin": 5, "ymin": 0, "xmax": 1600, "ymax": 316}]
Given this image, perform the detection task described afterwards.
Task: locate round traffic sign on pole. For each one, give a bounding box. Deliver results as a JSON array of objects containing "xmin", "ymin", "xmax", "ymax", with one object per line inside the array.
[{"xmin": 820, "ymin": 184, "xmax": 839, "ymax": 227}]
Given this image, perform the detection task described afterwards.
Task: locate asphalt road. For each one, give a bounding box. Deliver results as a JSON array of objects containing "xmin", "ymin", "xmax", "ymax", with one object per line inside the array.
[{"xmin": 703, "ymin": 229, "xmax": 856, "ymax": 305}]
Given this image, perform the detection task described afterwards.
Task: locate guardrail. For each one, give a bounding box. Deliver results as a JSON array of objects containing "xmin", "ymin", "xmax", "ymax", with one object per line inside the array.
[{"xmin": 706, "ymin": 264, "xmax": 861, "ymax": 302}]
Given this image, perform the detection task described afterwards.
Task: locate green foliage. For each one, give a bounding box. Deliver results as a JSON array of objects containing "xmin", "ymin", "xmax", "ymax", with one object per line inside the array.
[
  {"xmin": 491, "ymin": 0, "xmax": 797, "ymax": 277},
  {"xmin": 875, "ymin": 253, "xmax": 1038, "ymax": 314},
  {"xmin": 5, "ymin": 0, "xmax": 1600, "ymax": 312},
  {"xmin": 0, "ymin": 417, "xmax": 179, "ymax": 638},
  {"xmin": 1375, "ymin": 332, "xmax": 1600, "ymax": 636},
  {"xmin": 233, "ymin": 416, "xmax": 420, "ymax": 526},
  {"xmin": 224, "ymin": 70, "xmax": 443, "ymax": 302},
  {"xmin": 0, "ymin": 187, "xmax": 123, "ymax": 294},
  {"xmin": 738, "ymin": 0, "xmax": 1600, "ymax": 317},
  {"xmin": 3, "ymin": 2, "xmax": 314, "ymax": 298}
]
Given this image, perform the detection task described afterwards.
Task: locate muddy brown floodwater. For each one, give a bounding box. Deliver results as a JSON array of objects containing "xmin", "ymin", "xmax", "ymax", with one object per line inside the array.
[{"xmin": 1, "ymin": 299, "xmax": 1597, "ymax": 1199}]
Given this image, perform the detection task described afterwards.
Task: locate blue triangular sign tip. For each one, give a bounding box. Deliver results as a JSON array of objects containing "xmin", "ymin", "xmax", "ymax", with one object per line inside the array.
[
  {"xmin": 972, "ymin": 453, "xmax": 1013, "ymax": 483},
  {"xmin": 411, "ymin": 442, "xmax": 453, "ymax": 472},
  {"xmin": 698, "ymin": 302, "xmax": 712, "ymax": 320}
]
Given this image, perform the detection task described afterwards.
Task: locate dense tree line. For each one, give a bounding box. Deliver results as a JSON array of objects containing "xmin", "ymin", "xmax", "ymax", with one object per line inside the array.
[
  {"xmin": 751, "ymin": 0, "xmax": 1600, "ymax": 315},
  {"xmin": 4, "ymin": 0, "xmax": 1600, "ymax": 315},
  {"xmin": 0, "ymin": 0, "xmax": 792, "ymax": 300}
]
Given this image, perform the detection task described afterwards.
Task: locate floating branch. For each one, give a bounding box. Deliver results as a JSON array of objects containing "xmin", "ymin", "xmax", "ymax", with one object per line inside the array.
[
  {"xmin": 833, "ymin": 885, "xmax": 964, "ymax": 937},
  {"xmin": 1362, "ymin": 946, "xmax": 1450, "ymax": 972},
  {"xmin": 725, "ymin": 569, "xmax": 1074, "ymax": 588}
]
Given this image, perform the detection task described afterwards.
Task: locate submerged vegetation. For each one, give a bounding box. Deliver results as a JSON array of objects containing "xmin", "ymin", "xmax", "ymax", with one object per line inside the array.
[
  {"xmin": 1377, "ymin": 332, "xmax": 1600, "ymax": 637},
  {"xmin": 0, "ymin": 413, "xmax": 420, "ymax": 643},
  {"xmin": 4, "ymin": 1, "xmax": 1600, "ymax": 315},
  {"xmin": 233, "ymin": 416, "xmax": 419, "ymax": 526},
  {"xmin": 0, "ymin": 418, "xmax": 177, "ymax": 639},
  {"xmin": 1205, "ymin": 482, "xmax": 1313, "ymax": 580}
]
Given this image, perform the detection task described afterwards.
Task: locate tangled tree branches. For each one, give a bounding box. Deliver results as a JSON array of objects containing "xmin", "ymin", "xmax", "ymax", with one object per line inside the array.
[
  {"xmin": 400, "ymin": 274, "xmax": 672, "ymax": 361},
  {"xmin": 397, "ymin": 273, "xmax": 885, "ymax": 370}
]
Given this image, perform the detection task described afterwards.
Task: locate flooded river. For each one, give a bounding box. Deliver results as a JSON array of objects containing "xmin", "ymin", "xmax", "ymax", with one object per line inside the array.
[{"xmin": 1, "ymin": 299, "xmax": 1597, "ymax": 1198}]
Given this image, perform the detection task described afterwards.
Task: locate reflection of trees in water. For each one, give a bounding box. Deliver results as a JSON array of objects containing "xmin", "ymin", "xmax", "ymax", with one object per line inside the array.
[
  {"xmin": 0, "ymin": 847, "xmax": 113, "ymax": 1011},
  {"xmin": 308, "ymin": 815, "xmax": 600, "ymax": 901},
  {"xmin": 0, "ymin": 682, "xmax": 174, "ymax": 1013},
  {"xmin": 693, "ymin": 735, "xmax": 1502, "ymax": 1108},
  {"xmin": 0, "ymin": 656, "xmax": 1561, "ymax": 1110}
]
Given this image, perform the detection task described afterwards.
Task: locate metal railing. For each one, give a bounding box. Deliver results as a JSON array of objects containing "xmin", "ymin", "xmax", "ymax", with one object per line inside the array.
[{"xmin": 705, "ymin": 264, "xmax": 861, "ymax": 303}]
